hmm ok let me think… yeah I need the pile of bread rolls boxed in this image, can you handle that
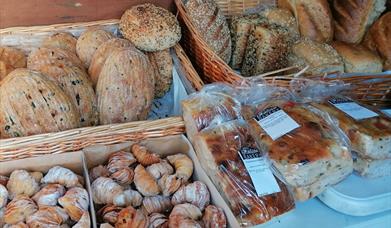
[185,0,390,76]
[89,144,227,228]
[0,167,90,227]
[0,3,180,139]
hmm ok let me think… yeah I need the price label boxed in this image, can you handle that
[255,106,300,140]
[328,97,378,120]
[238,147,281,196]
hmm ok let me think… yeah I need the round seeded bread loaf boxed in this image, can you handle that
[42,32,77,53]
[0,46,26,81]
[88,38,136,87]
[119,3,181,51]
[76,28,114,67]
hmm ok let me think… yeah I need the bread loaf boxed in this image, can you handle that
[278,0,334,42]
[186,0,232,63]
[362,12,391,70]
[288,38,344,75]
[120,3,181,52]
[96,48,155,124]
[27,47,84,71]
[88,38,136,87]
[242,24,290,77]
[36,65,98,126]
[0,46,26,81]
[42,32,77,53]
[331,41,382,73]
[76,28,114,67]
[146,49,173,98]
[333,0,386,44]
[0,69,80,138]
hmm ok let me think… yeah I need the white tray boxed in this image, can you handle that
[317,173,391,216]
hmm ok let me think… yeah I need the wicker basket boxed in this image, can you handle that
[0,19,203,161]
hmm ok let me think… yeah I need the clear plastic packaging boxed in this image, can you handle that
[193,119,295,227]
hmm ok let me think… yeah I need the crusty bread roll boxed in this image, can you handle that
[288,38,344,75]
[278,0,334,42]
[120,3,181,52]
[331,41,382,73]
[362,12,391,70]
[333,0,386,44]
[186,0,232,63]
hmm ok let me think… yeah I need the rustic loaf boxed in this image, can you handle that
[76,28,114,67]
[42,32,77,53]
[146,49,173,98]
[278,0,334,42]
[27,47,85,71]
[119,3,181,52]
[186,0,232,63]
[0,46,26,81]
[0,69,79,138]
[333,0,386,44]
[193,120,295,226]
[243,101,353,201]
[88,38,136,87]
[331,41,383,73]
[96,48,155,124]
[362,12,391,70]
[241,24,290,77]
[36,65,98,127]
[288,38,344,75]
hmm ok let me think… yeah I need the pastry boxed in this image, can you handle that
[171,181,210,211]
[0,184,8,208]
[58,187,89,221]
[166,154,193,182]
[4,196,37,224]
[134,165,160,197]
[26,206,68,227]
[7,170,39,199]
[107,151,137,174]
[115,206,149,228]
[98,204,122,225]
[72,211,90,228]
[113,189,143,207]
[131,144,161,166]
[41,166,80,188]
[91,177,124,205]
[148,213,168,228]
[158,174,182,197]
[89,165,110,181]
[168,203,202,228]
[202,205,227,228]
[110,167,134,186]
[146,159,174,180]
[32,183,66,206]
[142,195,172,215]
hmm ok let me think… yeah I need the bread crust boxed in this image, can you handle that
[0,46,26,81]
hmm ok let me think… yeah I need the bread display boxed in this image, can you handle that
[76,28,114,67]
[146,49,173,98]
[333,0,386,44]
[362,12,391,70]
[278,0,334,42]
[331,41,383,73]
[0,69,80,138]
[41,32,77,53]
[0,165,90,227]
[119,3,181,52]
[288,38,344,75]
[0,46,26,81]
[244,101,353,200]
[96,48,155,124]
[185,0,232,63]
[90,143,226,227]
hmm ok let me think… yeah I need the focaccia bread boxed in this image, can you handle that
[244,101,353,201]
[313,100,391,160]
[194,120,294,226]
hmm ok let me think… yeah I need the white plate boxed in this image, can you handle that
[317,173,391,216]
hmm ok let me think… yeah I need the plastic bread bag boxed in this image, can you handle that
[181,82,243,142]
[193,119,295,227]
[237,82,353,201]
[290,78,391,176]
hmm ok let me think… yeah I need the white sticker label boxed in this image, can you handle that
[255,106,300,140]
[328,97,378,120]
[239,147,281,196]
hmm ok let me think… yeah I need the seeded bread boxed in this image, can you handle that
[76,28,114,67]
[119,3,181,52]
[278,0,334,42]
[193,120,295,226]
[333,0,386,44]
[362,12,391,71]
[243,101,353,201]
[42,32,77,53]
[331,41,383,73]
[186,0,232,63]
[313,101,391,160]
[0,46,26,81]
[242,24,290,77]
[354,155,391,178]
[146,49,173,98]
[288,38,344,75]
